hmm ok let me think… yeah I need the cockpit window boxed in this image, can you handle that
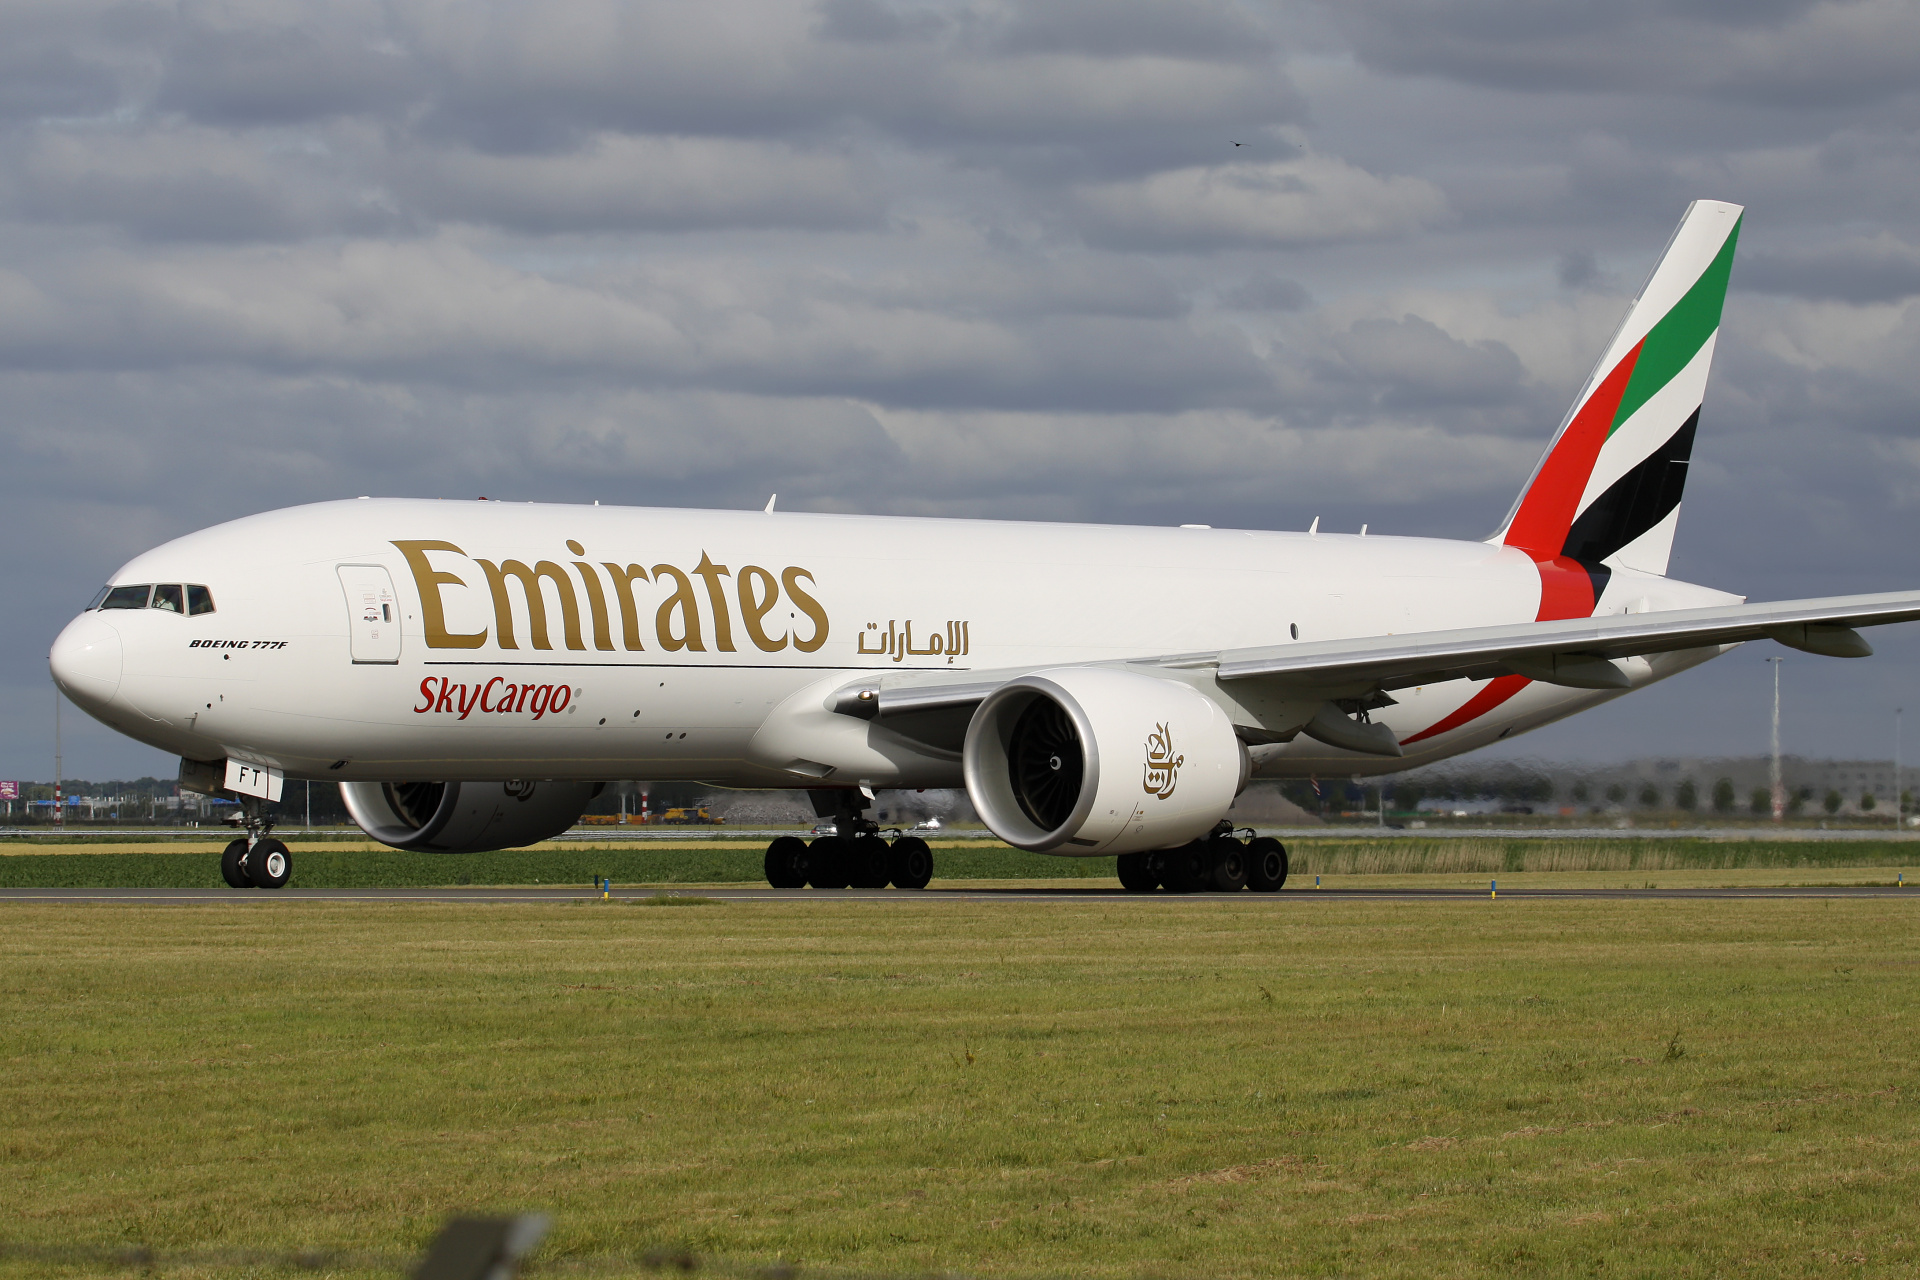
[86,586,111,611]
[100,585,151,610]
[91,583,214,614]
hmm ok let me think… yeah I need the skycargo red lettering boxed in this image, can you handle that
[410,677,571,720]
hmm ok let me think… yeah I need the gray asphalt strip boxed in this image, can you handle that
[0,885,1912,904]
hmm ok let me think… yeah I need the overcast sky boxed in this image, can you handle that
[8,0,1920,782]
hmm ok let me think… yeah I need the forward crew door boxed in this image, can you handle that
[337,565,402,663]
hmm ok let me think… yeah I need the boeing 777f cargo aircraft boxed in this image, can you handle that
[48,201,1920,892]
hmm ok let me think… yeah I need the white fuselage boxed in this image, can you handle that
[50,498,1741,788]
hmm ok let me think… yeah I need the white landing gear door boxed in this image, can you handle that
[338,565,402,664]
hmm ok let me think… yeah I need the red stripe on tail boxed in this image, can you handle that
[1502,341,1642,559]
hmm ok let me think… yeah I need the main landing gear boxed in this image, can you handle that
[219,797,292,890]
[1116,823,1288,894]
[763,789,935,890]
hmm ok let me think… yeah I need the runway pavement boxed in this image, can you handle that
[0,884,1913,904]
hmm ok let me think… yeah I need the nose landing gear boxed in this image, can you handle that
[220,797,293,889]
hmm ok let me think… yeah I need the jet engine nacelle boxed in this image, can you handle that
[962,667,1245,855]
[339,780,601,853]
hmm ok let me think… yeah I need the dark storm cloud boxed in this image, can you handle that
[990,0,1277,61]
[5,0,1920,776]
[1326,315,1527,410]
[1328,0,1920,108]
[153,11,417,125]
[1739,236,1920,303]
[1220,273,1312,311]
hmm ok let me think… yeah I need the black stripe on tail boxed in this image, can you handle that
[1561,409,1698,568]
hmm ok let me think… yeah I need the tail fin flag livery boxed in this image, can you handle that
[1495,200,1743,591]
[1360,200,1739,750]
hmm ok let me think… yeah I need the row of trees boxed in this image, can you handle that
[1274,772,1912,817]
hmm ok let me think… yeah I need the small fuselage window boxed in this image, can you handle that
[92,583,216,614]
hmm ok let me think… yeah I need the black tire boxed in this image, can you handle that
[888,836,934,890]
[248,838,291,889]
[764,836,808,888]
[220,839,251,888]
[1115,851,1158,892]
[848,834,892,889]
[1246,837,1289,892]
[1207,836,1249,892]
[1159,840,1207,893]
[807,836,852,889]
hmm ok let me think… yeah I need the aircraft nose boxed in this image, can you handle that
[50,613,123,709]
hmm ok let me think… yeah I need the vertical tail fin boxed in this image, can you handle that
[1494,200,1743,581]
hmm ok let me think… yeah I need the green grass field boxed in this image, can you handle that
[3,896,1917,1278]
[0,836,1916,889]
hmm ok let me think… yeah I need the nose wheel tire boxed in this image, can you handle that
[1246,837,1289,892]
[764,836,809,888]
[248,839,292,889]
[220,839,251,888]
[887,836,934,889]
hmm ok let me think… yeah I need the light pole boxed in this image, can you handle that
[1767,656,1784,822]
[1895,707,1903,828]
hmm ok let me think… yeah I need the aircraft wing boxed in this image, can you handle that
[833,590,1920,751]
[1203,588,1920,691]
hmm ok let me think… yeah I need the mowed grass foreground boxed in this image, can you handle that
[1,836,1917,887]
[3,900,1918,1277]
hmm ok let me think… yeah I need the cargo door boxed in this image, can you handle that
[338,565,402,663]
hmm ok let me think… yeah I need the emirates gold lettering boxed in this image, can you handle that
[736,565,785,652]
[474,558,582,651]
[567,540,615,652]
[392,538,832,657]
[651,563,704,653]
[691,553,736,653]
[391,540,486,649]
